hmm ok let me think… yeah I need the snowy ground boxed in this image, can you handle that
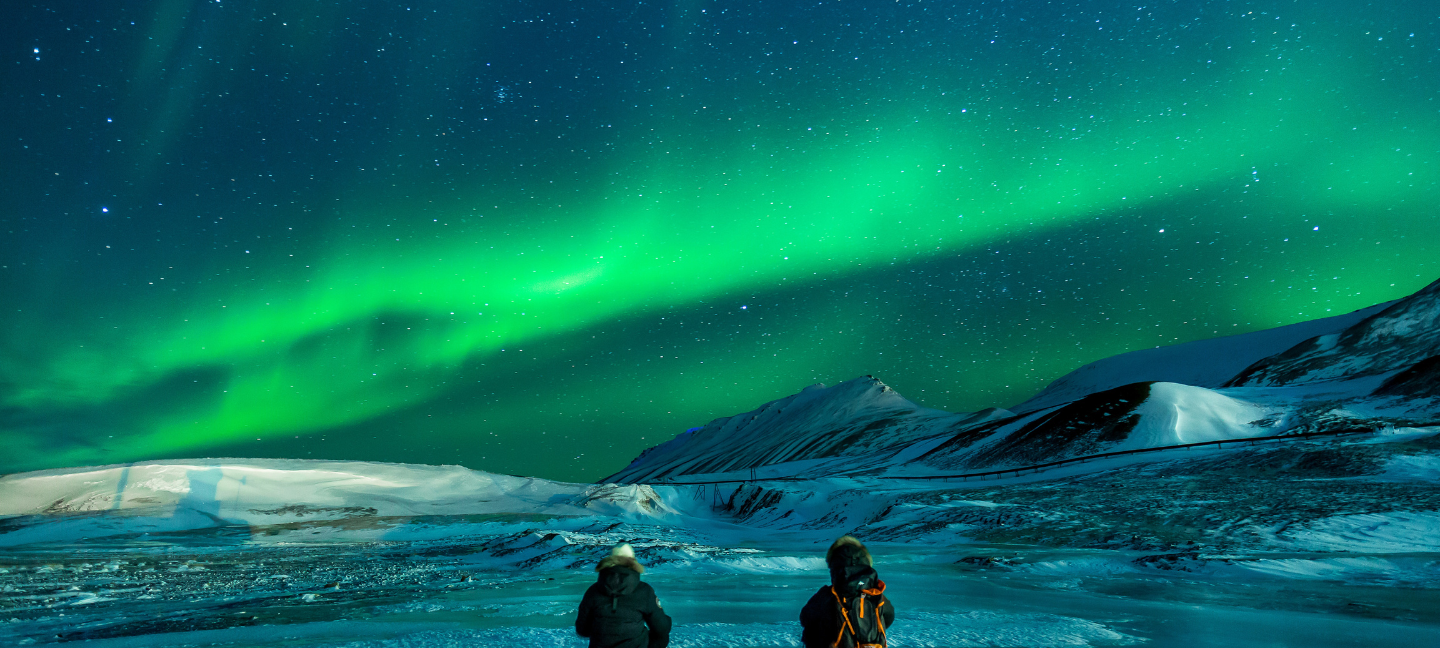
[3,538,1438,647]
[3,429,1438,646]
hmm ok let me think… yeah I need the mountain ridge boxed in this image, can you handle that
[609,278,1440,483]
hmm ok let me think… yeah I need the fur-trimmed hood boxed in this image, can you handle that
[596,543,645,574]
[596,554,645,574]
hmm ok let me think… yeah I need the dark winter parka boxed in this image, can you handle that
[800,536,895,648]
[576,553,672,648]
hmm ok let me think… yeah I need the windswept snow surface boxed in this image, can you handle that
[1279,511,1440,553]
[1372,454,1440,481]
[314,611,1137,648]
[1233,556,1440,585]
[1110,382,1273,451]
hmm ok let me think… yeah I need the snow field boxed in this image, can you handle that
[1371,453,1440,482]
[1115,382,1274,451]
[326,611,1137,648]
[1280,511,1440,553]
[1234,556,1440,586]
[41,614,1139,648]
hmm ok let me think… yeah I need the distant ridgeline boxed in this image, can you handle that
[605,277,1440,484]
[1,279,1436,566]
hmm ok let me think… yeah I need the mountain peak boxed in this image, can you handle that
[608,277,1440,484]
[603,376,974,483]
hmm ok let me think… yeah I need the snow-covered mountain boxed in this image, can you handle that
[913,382,1276,471]
[608,377,1288,481]
[0,460,678,548]
[1227,277,1440,387]
[611,279,1440,483]
[606,377,1010,483]
[1,459,582,522]
[1011,302,1393,413]
[1375,355,1440,399]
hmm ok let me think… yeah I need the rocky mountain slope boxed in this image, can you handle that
[1227,278,1440,387]
[1012,302,1392,413]
[607,377,1010,483]
[609,278,1440,482]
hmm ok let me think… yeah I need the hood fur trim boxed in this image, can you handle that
[596,554,645,574]
[826,535,872,566]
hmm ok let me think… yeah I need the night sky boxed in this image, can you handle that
[2,0,1436,481]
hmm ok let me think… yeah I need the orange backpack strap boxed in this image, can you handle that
[829,586,857,647]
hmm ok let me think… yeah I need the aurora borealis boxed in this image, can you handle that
[1,1,1436,481]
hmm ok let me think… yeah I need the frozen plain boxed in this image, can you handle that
[8,545,1437,648]
[3,433,1438,648]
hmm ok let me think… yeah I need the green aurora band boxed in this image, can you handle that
[1,0,1437,480]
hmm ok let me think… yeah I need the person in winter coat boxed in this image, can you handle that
[576,543,672,648]
[800,535,895,648]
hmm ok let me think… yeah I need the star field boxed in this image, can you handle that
[1,0,1436,481]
